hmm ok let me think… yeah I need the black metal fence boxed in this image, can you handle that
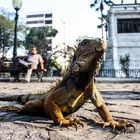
[97,69,140,78]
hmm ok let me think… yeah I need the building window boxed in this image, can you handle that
[26,14,44,18]
[45,20,52,24]
[26,20,44,24]
[45,13,52,18]
[117,18,140,33]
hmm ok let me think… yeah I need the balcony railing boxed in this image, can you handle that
[97,69,140,78]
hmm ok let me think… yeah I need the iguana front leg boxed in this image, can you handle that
[87,79,135,131]
[43,87,84,128]
[48,101,84,128]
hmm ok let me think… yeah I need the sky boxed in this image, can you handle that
[0,0,137,46]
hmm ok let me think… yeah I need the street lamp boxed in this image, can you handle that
[12,0,22,61]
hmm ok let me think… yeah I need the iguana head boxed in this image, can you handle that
[71,38,107,75]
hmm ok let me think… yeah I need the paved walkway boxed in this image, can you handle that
[0,79,140,140]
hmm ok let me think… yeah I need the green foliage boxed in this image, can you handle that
[120,54,130,69]
[90,0,114,14]
[48,58,62,70]
[90,0,114,38]
[0,14,14,48]
[0,8,26,53]
[119,54,130,77]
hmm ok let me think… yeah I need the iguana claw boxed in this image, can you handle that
[72,118,85,129]
[103,119,135,133]
[59,117,84,130]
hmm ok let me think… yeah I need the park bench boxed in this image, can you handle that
[0,57,46,82]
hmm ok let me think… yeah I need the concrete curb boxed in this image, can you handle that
[0,77,140,83]
[96,77,140,83]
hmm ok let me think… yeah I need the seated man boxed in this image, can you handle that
[19,47,46,82]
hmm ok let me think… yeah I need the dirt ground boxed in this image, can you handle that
[0,80,140,140]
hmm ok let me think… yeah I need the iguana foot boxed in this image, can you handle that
[103,119,135,133]
[59,117,84,130]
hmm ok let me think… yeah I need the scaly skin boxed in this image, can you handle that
[0,38,135,131]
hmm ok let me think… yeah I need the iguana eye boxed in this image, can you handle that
[83,41,87,45]
[80,39,89,46]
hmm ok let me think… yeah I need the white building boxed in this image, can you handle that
[26,11,53,51]
[26,12,53,28]
[105,3,140,71]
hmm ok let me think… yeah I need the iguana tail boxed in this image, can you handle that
[0,94,42,104]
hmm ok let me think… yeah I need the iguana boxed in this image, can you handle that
[0,38,135,131]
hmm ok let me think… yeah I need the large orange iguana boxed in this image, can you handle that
[0,38,135,131]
